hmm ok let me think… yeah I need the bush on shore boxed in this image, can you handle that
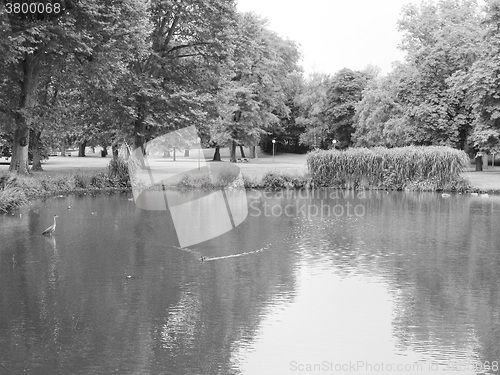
[175,170,309,190]
[0,175,29,213]
[0,157,131,212]
[307,146,471,191]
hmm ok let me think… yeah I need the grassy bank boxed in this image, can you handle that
[0,148,489,213]
[307,146,471,191]
[0,158,130,213]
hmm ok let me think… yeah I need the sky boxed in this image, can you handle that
[236,0,420,77]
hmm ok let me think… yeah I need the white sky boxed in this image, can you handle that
[236,0,420,77]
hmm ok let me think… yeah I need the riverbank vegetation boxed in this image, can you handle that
[307,146,471,191]
[0,150,489,213]
[172,146,472,192]
[0,158,130,212]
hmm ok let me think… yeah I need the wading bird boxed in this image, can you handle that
[42,215,58,236]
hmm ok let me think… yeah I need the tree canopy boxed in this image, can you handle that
[2,0,500,172]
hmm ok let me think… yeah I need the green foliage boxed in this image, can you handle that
[393,0,482,148]
[178,174,215,189]
[175,170,309,190]
[297,69,373,150]
[447,0,500,153]
[307,146,470,191]
[204,12,302,159]
[177,168,244,189]
[242,174,260,189]
[353,69,411,147]
[353,0,485,150]
[0,186,28,213]
[322,69,373,148]
[74,174,91,189]
[261,171,309,190]
[90,173,109,188]
[107,157,130,187]
[296,73,331,149]
[0,174,27,213]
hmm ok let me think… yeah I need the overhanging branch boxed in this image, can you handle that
[167,42,210,54]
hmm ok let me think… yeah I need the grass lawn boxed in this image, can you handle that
[0,147,308,180]
[463,167,500,191]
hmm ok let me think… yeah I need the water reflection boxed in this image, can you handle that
[0,191,499,374]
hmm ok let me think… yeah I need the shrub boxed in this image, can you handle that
[90,173,109,188]
[108,157,130,187]
[242,174,260,189]
[261,171,308,190]
[178,174,213,189]
[0,187,28,213]
[74,174,91,188]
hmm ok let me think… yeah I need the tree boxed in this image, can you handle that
[396,0,482,147]
[321,68,372,148]
[267,71,307,154]
[353,67,411,147]
[296,72,330,149]
[0,0,150,173]
[206,13,301,162]
[123,0,236,157]
[448,0,500,159]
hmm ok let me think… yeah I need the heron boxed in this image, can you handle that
[42,215,58,236]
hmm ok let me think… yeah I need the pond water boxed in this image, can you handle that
[1,190,499,375]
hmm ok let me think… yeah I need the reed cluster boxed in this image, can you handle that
[307,146,470,191]
[0,176,28,213]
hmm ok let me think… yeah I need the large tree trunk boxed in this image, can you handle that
[9,53,38,174]
[239,145,246,159]
[213,147,221,161]
[475,155,483,171]
[78,140,87,157]
[230,141,237,162]
[133,99,147,154]
[112,144,119,159]
[249,145,257,159]
[31,130,43,171]
[134,119,145,153]
[60,139,67,157]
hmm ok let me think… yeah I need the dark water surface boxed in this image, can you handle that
[1,190,499,375]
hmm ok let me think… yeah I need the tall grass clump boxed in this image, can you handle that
[0,175,28,212]
[108,157,131,187]
[307,146,470,191]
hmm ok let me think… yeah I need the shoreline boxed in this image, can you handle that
[2,173,498,214]
[2,151,500,213]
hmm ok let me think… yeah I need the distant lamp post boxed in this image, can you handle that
[197,137,201,170]
[332,139,337,149]
[272,139,276,163]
